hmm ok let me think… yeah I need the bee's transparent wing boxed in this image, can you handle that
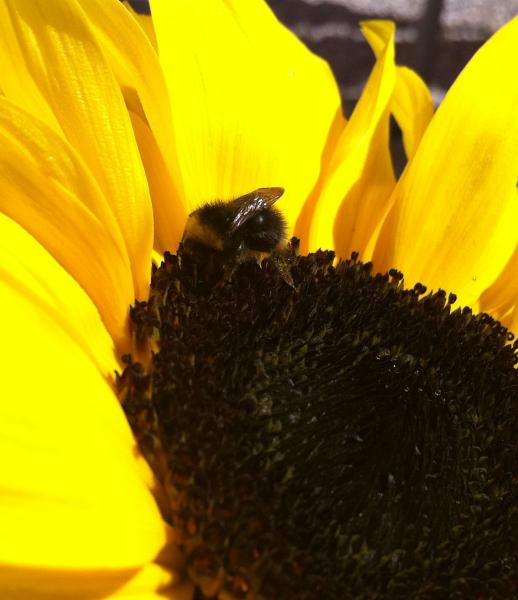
[229,187,284,233]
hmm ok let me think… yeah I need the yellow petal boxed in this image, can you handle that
[303,21,396,255]
[150,0,341,242]
[0,97,133,351]
[123,1,158,49]
[392,66,434,160]
[509,304,518,337]
[1,0,153,300]
[359,20,434,162]
[130,110,186,254]
[0,214,174,595]
[373,17,518,308]
[0,2,59,130]
[78,0,185,254]
[1,563,183,600]
[333,110,395,260]
[478,244,518,328]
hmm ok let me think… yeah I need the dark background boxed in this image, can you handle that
[266,0,518,113]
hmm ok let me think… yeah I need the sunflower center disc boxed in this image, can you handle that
[119,242,518,600]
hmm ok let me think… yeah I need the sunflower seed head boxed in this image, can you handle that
[119,242,518,599]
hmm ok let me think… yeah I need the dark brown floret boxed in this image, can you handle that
[119,241,518,600]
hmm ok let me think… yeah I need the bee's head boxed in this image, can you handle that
[181,187,286,263]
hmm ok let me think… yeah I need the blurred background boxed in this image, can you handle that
[128,0,518,114]
[266,0,518,113]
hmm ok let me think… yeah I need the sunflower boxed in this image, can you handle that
[0,1,516,599]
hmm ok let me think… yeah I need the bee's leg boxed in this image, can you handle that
[270,237,300,289]
[214,258,241,289]
[273,255,295,288]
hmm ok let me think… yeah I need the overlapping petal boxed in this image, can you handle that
[364,22,433,162]
[130,110,186,254]
[79,0,183,253]
[299,20,433,259]
[123,1,158,49]
[373,17,518,309]
[0,2,58,129]
[0,97,133,351]
[149,0,342,244]
[300,21,396,256]
[0,0,153,301]
[391,66,433,161]
[0,214,177,598]
[479,244,518,328]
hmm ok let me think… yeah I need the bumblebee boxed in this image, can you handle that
[181,187,288,288]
